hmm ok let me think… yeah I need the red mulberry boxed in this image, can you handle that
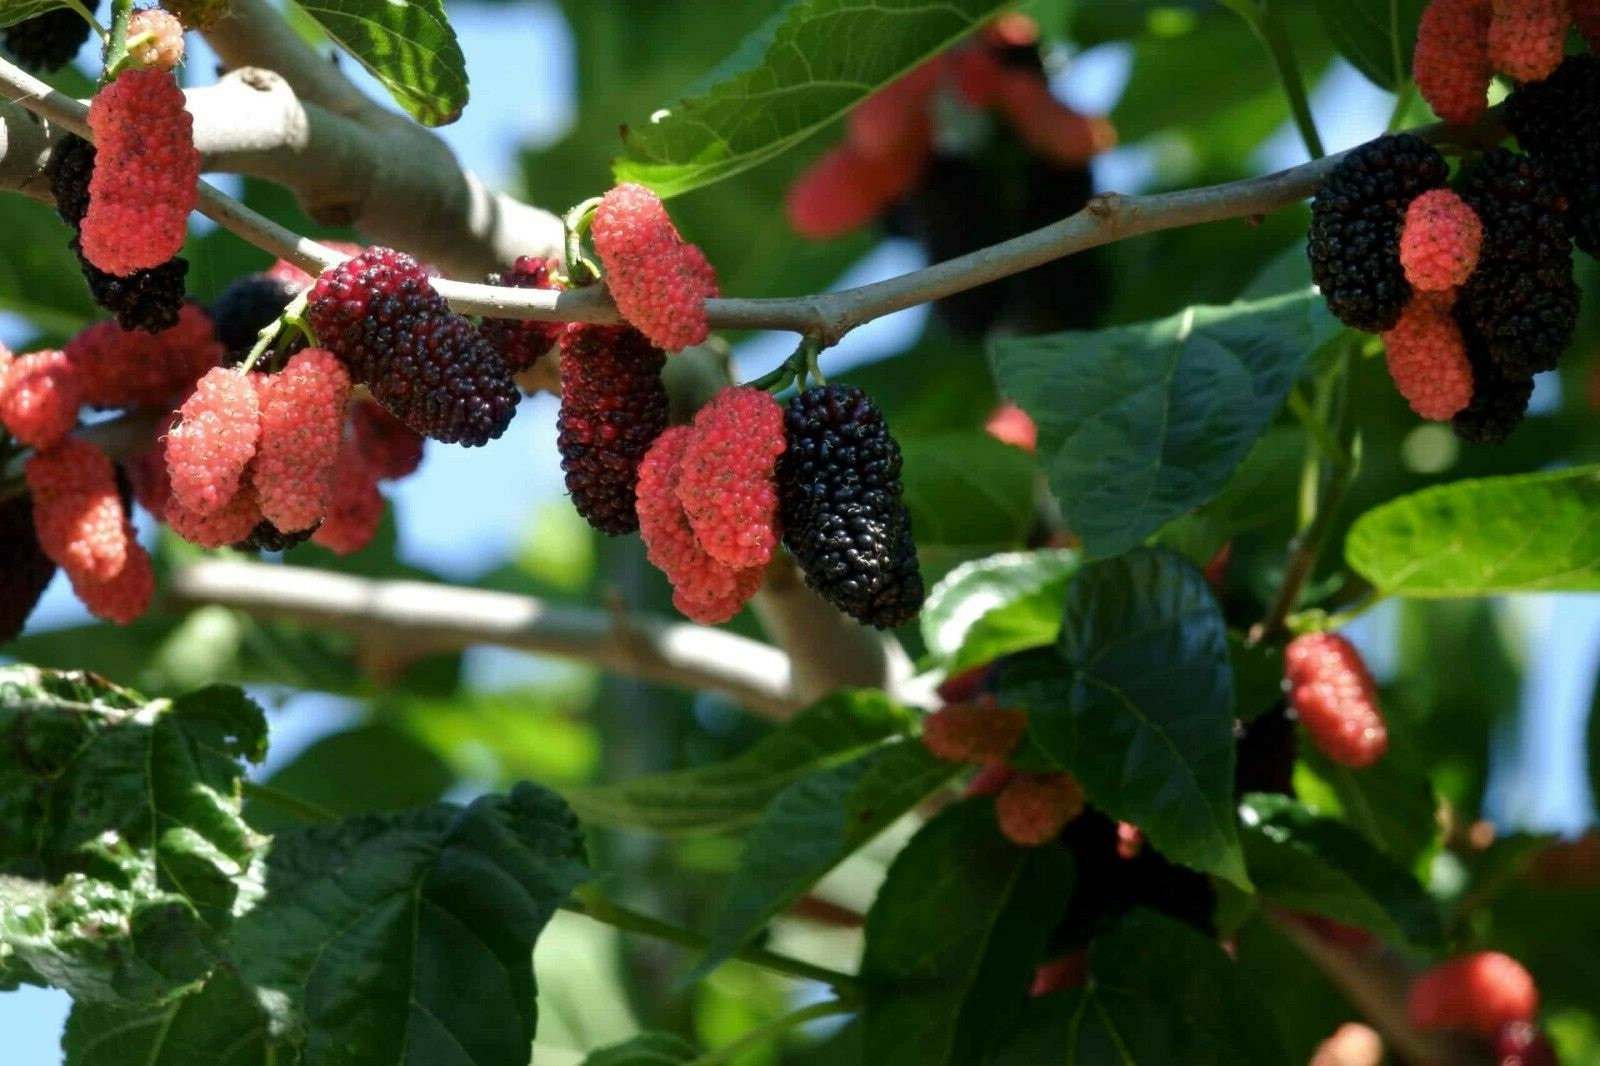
[1284,632,1389,768]
[1488,0,1569,83]
[0,350,81,448]
[350,398,424,480]
[66,303,221,408]
[1415,0,1494,124]
[985,401,1037,453]
[165,367,260,516]
[675,386,785,569]
[480,256,565,371]
[0,495,58,645]
[80,69,199,276]
[1381,292,1475,420]
[70,540,154,625]
[1408,952,1539,1037]
[557,324,668,535]
[1400,189,1483,291]
[251,349,349,533]
[126,8,185,70]
[787,142,928,239]
[311,440,384,555]
[25,438,130,584]
[306,246,434,355]
[165,485,263,549]
[994,69,1117,167]
[995,772,1085,846]
[590,183,719,351]
[921,702,1028,764]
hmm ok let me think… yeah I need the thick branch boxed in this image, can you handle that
[165,560,800,719]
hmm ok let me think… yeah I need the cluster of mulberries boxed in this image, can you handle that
[211,272,304,363]
[1507,55,1600,256]
[2,1,97,72]
[1415,0,1582,124]
[590,184,719,352]
[786,14,1112,335]
[1283,632,1389,769]
[25,439,152,624]
[66,303,221,407]
[1409,952,1540,1038]
[481,256,565,371]
[777,384,923,628]
[307,247,520,446]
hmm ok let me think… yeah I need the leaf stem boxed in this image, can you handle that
[241,780,338,824]
[685,999,852,1066]
[238,291,310,373]
[62,0,107,38]
[100,0,135,82]
[1225,0,1326,159]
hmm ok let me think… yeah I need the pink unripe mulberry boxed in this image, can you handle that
[591,183,719,351]
[1408,952,1539,1036]
[164,482,261,549]
[636,426,762,623]
[984,401,1037,453]
[66,303,222,408]
[1382,292,1476,421]
[312,440,384,555]
[1400,189,1484,291]
[165,367,260,516]
[1488,0,1570,83]
[675,386,785,569]
[70,540,154,625]
[0,350,81,449]
[80,69,199,276]
[1416,0,1494,124]
[921,702,1028,764]
[350,398,424,480]
[252,349,350,533]
[995,772,1085,846]
[1284,632,1389,768]
[25,439,130,584]
[127,8,186,70]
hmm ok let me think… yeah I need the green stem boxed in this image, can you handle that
[62,0,108,38]
[242,780,339,824]
[563,196,603,287]
[1225,0,1325,159]
[1287,386,1346,470]
[685,1000,852,1066]
[100,0,135,82]
[238,291,310,373]
[1386,80,1418,132]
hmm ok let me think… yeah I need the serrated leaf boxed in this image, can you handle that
[227,783,587,1066]
[994,549,1249,887]
[695,741,956,978]
[0,667,265,1007]
[565,690,913,835]
[1346,467,1600,596]
[921,549,1079,666]
[63,968,294,1066]
[860,801,1073,1066]
[615,0,1007,196]
[991,290,1339,558]
[293,0,468,125]
[1314,0,1426,91]
[1239,794,1442,948]
[580,1031,698,1065]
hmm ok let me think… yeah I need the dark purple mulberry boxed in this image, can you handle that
[1452,316,1535,444]
[480,256,564,371]
[555,324,668,535]
[0,494,58,645]
[777,384,924,628]
[1506,55,1600,257]
[232,519,319,554]
[306,246,434,358]
[3,2,95,73]
[1308,134,1449,332]
[212,273,303,363]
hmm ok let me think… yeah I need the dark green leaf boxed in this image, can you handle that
[294,0,468,125]
[860,801,1073,1066]
[696,741,957,976]
[1314,0,1426,91]
[1346,466,1600,596]
[1299,747,1438,866]
[991,290,1339,558]
[1239,794,1442,948]
[63,968,294,1066]
[900,432,1036,550]
[921,549,1078,667]
[246,721,456,832]
[615,0,1007,196]
[0,668,265,1006]
[0,2,69,29]
[230,783,588,1066]
[1229,633,1284,723]
[995,549,1249,887]
[580,1031,698,1064]
[565,690,913,834]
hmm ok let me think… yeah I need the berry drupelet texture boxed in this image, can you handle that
[212,273,302,361]
[0,349,82,449]
[1487,0,1567,83]
[1284,632,1389,768]
[1452,317,1536,443]
[251,349,350,533]
[311,439,384,555]
[921,702,1028,764]
[350,398,425,480]
[1415,0,1493,125]
[0,495,58,645]
[1381,291,1475,421]
[1399,189,1483,291]
[556,324,668,535]
[590,183,719,351]
[65,303,222,408]
[1308,134,1449,332]
[676,386,786,569]
[25,439,131,586]
[3,2,96,73]
[306,246,434,356]
[1506,55,1600,256]
[480,256,565,371]
[777,384,924,628]
[164,367,261,516]
[126,8,186,70]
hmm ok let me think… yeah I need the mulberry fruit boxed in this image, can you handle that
[1308,134,1449,331]
[211,273,301,360]
[0,495,58,645]
[994,69,1117,168]
[1488,0,1568,83]
[306,246,433,356]
[787,141,927,239]
[676,386,785,569]
[995,772,1085,846]
[777,384,924,628]
[25,439,130,584]
[70,541,154,625]
[164,367,260,515]
[1455,149,1577,378]
[1452,317,1535,442]
[232,519,318,554]
[1506,55,1600,256]
[590,183,719,351]
[0,349,82,448]
[81,69,200,276]
[1400,189,1483,291]
[1415,0,1493,124]
[65,302,221,407]
[350,398,424,480]
[556,324,668,535]
[964,762,1015,798]
[1408,952,1539,1037]
[636,427,763,623]
[165,479,262,548]
[251,349,349,532]
[1381,292,1476,420]
[3,2,95,72]
[311,441,383,555]
[921,702,1028,764]
[126,8,185,70]
[480,256,564,371]
[1284,632,1388,768]
[985,401,1038,453]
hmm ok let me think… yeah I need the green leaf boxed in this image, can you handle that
[581,1032,698,1065]
[1239,794,1442,948]
[991,290,1339,558]
[1299,747,1438,866]
[900,432,1037,550]
[1229,633,1284,723]
[230,783,589,1066]
[921,549,1079,666]
[565,690,913,834]
[0,2,69,29]
[63,968,294,1066]
[1346,466,1600,596]
[695,741,957,977]
[0,667,265,1006]
[995,549,1249,887]
[860,801,1073,1066]
[615,0,1007,196]
[1314,0,1426,91]
[293,0,468,125]
[246,721,456,832]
